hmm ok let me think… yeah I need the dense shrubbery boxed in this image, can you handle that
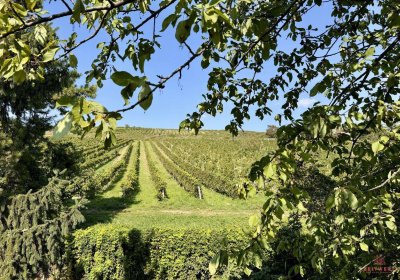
[68,225,253,280]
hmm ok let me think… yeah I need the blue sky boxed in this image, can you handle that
[46,1,333,132]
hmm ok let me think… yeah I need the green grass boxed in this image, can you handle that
[82,139,266,230]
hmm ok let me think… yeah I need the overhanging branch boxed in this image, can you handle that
[110,44,209,114]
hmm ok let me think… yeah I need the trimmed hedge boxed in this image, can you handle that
[68,225,251,280]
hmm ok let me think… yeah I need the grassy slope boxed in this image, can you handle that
[82,137,266,230]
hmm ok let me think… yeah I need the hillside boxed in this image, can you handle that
[68,127,274,229]
[59,128,277,279]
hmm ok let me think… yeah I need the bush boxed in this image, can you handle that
[68,225,252,280]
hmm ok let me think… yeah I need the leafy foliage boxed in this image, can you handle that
[1,0,400,278]
[69,225,250,280]
[0,25,95,279]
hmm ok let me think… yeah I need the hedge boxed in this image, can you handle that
[67,225,253,280]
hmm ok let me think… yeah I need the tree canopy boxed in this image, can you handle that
[0,21,94,278]
[1,0,400,278]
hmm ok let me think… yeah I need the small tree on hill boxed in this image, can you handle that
[265,125,278,138]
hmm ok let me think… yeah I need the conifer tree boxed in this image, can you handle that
[0,22,94,278]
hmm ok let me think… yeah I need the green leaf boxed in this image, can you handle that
[175,20,192,44]
[107,112,123,120]
[87,100,107,113]
[138,84,153,110]
[69,54,78,68]
[254,253,262,269]
[263,163,275,179]
[209,0,223,6]
[212,8,233,27]
[53,113,73,140]
[346,190,358,210]
[108,117,117,130]
[161,14,178,31]
[380,135,390,144]
[385,221,396,231]
[13,70,26,84]
[12,3,27,17]
[204,11,219,24]
[201,58,210,69]
[139,0,148,13]
[56,96,76,108]
[104,131,113,148]
[42,47,59,62]
[326,193,335,212]
[25,0,36,10]
[244,267,252,276]
[72,0,85,23]
[371,141,384,155]
[121,86,134,105]
[249,214,260,227]
[111,71,135,86]
[120,76,146,104]
[310,82,324,97]
[360,242,369,252]
[365,46,375,57]
[34,26,48,45]
[209,252,220,275]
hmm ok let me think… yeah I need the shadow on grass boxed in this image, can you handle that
[80,187,142,227]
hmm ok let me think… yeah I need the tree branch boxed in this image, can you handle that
[60,0,73,12]
[233,0,306,70]
[57,10,111,61]
[368,167,400,192]
[0,0,135,39]
[330,35,400,107]
[113,44,208,114]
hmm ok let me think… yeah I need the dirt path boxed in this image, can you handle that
[119,208,256,216]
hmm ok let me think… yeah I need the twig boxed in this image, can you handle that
[368,167,400,191]
[9,3,27,27]
[61,0,72,12]
[57,10,111,61]
[183,42,195,56]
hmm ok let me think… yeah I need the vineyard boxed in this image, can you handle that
[2,0,399,278]
[55,128,276,279]
[65,127,274,229]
